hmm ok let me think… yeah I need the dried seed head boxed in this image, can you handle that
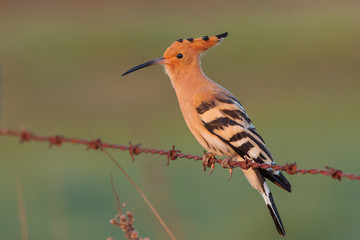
[127,211,133,218]
[131,230,139,238]
[120,214,126,222]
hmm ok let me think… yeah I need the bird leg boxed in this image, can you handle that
[221,153,237,168]
[202,151,216,174]
[221,153,237,182]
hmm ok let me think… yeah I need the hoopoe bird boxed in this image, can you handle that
[122,32,291,236]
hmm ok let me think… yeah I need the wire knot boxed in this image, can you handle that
[166,145,180,165]
[128,142,141,161]
[49,135,64,147]
[87,138,103,150]
[284,163,298,175]
[326,166,343,181]
[20,130,32,143]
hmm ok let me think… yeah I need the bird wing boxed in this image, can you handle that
[193,88,291,192]
[194,88,273,164]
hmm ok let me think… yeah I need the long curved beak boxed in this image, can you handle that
[122,57,166,76]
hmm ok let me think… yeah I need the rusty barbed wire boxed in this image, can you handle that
[0,128,359,181]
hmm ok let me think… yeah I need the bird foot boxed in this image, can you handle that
[202,151,216,174]
[221,154,237,182]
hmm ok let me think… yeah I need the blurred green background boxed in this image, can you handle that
[0,1,359,239]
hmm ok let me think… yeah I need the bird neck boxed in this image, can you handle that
[166,63,211,96]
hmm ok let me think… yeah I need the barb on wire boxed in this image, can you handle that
[0,128,359,181]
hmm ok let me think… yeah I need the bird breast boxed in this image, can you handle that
[176,90,234,157]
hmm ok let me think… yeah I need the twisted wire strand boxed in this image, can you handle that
[1,128,359,181]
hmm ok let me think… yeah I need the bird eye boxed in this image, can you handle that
[177,53,183,59]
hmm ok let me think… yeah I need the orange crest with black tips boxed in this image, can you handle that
[163,32,228,60]
[121,32,228,77]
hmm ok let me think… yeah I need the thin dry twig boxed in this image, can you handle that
[110,174,122,214]
[110,174,123,215]
[16,179,29,240]
[109,175,150,240]
[1,128,359,181]
[104,150,176,240]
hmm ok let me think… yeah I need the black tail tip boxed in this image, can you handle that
[216,32,228,39]
[266,204,286,237]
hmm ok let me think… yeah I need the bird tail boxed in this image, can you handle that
[261,182,286,237]
[241,163,286,236]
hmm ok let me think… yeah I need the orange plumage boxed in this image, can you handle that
[122,32,290,237]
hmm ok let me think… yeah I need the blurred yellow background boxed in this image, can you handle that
[0,1,359,239]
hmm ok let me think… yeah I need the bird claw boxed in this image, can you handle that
[221,154,236,182]
[208,162,216,175]
[221,154,236,168]
[227,168,233,182]
[202,151,216,173]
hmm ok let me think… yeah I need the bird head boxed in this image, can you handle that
[122,32,228,77]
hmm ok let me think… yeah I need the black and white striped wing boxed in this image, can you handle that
[195,91,291,192]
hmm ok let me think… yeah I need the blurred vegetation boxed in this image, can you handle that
[0,1,359,239]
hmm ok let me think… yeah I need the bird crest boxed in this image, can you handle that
[164,32,228,59]
[121,32,228,76]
